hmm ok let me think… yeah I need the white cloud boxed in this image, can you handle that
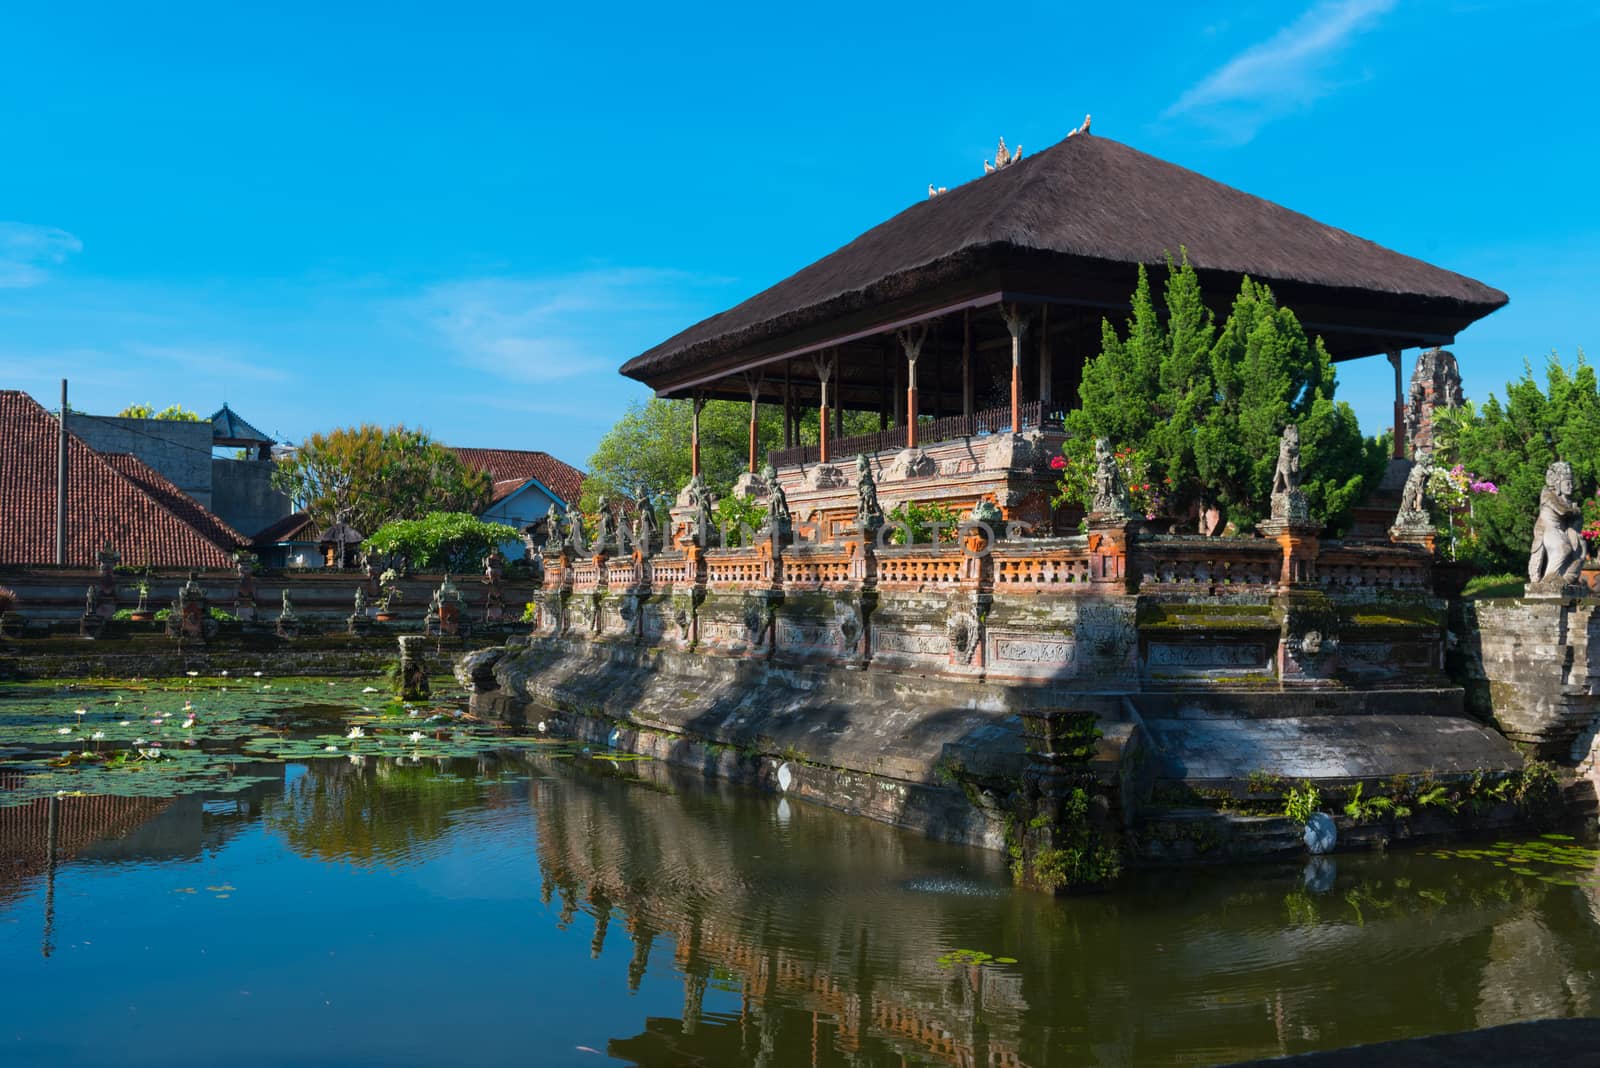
[0,222,83,288]
[412,268,720,385]
[1166,0,1396,142]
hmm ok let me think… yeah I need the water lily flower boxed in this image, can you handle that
[323,745,339,752]
[361,686,379,694]
[537,721,547,733]
[135,738,147,745]
[182,715,196,729]
[347,726,365,739]
[408,731,424,743]
[55,727,72,735]
[119,720,130,726]
[220,670,229,676]
[91,731,105,741]
[186,671,199,677]
[183,700,193,711]
[253,671,263,677]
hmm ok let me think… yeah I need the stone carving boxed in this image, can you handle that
[276,590,299,638]
[425,575,467,637]
[731,470,767,500]
[234,553,259,622]
[633,490,659,557]
[946,605,981,664]
[682,474,715,548]
[885,447,937,481]
[1390,461,1434,537]
[543,502,566,553]
[761,463,792,545]
[1269,425,1310,524]
[854,454,884,534]
[397,635,430,700]
[836,600,863,653]
[565,506,588,554]
[803,463,847,491]
[1528,460,1585,590]
[593,499,614,554]
[1089,438,1132,520]
[1406,348,1464,458]
[167,572,211,641]
[482,549,506,622]
[347,586,371,635]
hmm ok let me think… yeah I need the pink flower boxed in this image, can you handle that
[1049,456,1066,470]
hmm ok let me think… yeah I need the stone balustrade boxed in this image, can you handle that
[1133,536,1283,592]
[648,553,694,589]
[569,558,604,592]
[873,545,970,592]
[605,555,646,592]
[991,539,1095,591]
[781,541,864,592]
[704,546,776,590]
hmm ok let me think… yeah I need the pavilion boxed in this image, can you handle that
[623,128,1506,479]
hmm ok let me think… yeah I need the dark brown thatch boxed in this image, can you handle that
[623,133,1506,388]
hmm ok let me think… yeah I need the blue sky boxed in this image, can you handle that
[1,0,1595,468]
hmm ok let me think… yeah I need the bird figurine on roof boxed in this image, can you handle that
[927,183,947,198]
[996,137,1011,167]
[1067,113,1092,138]
[984,159,995,174]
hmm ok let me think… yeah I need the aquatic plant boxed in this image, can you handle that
[1283,781,1321,825]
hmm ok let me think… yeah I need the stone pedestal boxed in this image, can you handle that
[1259,517,1319,589]
[1086,516,1139,591]
[397,635,430,701]
[1472,596,1600,758]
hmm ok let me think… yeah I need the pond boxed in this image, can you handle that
[3,676,1600,1066]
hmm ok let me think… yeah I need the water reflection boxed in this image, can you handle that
[3,751,1600,1066]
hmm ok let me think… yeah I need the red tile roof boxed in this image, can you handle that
[450,447,585,505]
[100,453,248,553]
[0,390,238,567]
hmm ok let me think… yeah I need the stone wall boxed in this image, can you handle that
[210,458,292,538]
[0,565,537,626]
[1468,596,1600,758]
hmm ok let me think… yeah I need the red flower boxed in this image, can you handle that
[1049,456,1066,470]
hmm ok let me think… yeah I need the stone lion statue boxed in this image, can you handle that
[1529,460,1585,587]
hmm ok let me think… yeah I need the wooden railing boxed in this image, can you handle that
[767,401,1059,469]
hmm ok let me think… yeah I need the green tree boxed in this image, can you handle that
[362,511,519,572]
[1072,259,1382,531]
[581,397,878,513]
[1433,350,1599,570]
[271,425,491,538]
[118,403,203,421]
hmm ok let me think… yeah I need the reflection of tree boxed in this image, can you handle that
[264,759,486,867]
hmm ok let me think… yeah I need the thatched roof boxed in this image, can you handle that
[623,132,1506,392]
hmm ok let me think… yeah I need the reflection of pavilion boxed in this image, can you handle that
[528,758,1028,1068]
[523,754,1600,1067]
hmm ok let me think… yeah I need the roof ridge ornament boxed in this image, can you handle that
[1067,113,1091,138]
[983,135,1023,176]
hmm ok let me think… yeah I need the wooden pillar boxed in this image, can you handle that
[744,372,763,473]
[813,352,833,464]
[783,364,793,449]
[690,392,706,478]
[1037,304,1052,408]
[878,347,889,430]
[834,384,843,441]
[1387,348,1406,460]
[962,309,973,427]
[1002,304,1029,433]
[898,324,927,449]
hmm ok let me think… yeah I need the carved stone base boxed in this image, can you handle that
[803,463,847,491]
